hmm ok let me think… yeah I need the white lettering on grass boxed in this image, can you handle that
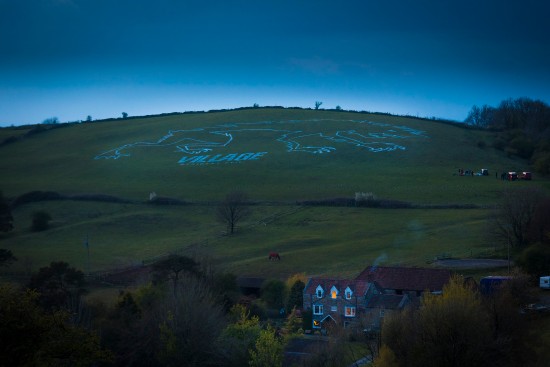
[178,152,268,166]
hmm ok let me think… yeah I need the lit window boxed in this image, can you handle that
[330,286,338,299]
[345,286,353,300]
[313,319,321,328]
[345,306,356,317]
[313,304,324,315]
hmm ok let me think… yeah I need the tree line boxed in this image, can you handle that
[465,97,550,173]
[0,250,311,366]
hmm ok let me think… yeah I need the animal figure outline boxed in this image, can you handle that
[94,119,428,161]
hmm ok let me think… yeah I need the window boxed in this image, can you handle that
[345,306,356,317]
[330,286,338,299]
[345,286,353,300]
[313,304,324,315]
[313,319,321,329]
[316,285,324,298]
[331,305,337,312]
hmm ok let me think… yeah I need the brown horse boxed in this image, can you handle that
[268,252,281,260]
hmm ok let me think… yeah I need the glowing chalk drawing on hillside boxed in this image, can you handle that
[94,119,428,165]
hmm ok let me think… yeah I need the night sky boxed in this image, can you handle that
[1,0,549,126]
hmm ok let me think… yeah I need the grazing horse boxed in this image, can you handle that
[268,252,281,260]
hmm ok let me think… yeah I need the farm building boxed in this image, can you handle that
[303,266,452,331]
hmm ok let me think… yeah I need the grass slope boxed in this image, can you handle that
[0,108,539,204]
[0,108,546,276]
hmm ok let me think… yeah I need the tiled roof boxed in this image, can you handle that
[356,266,451,292]
[303,278,370,296]
[366,294,408,309]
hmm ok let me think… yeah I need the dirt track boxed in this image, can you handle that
[434,259,511,269]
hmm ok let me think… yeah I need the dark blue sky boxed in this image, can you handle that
[1,0,549,126]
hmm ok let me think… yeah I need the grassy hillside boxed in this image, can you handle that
[0,108,547,276]
[0,108,539,204]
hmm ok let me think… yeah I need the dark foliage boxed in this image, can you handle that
[12,190,62,208]
[0,249,17,267]
[28,261,87,310]
[31,210,52,231]
[465,98,550,173]
[0,191,14,232]
[286,280,305,313]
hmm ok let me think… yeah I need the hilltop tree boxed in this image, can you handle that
[42,117,59,124]
[315,101,323,109]
[122,112,128,118]
[217,191,251,235]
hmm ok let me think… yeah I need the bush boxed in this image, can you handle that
[31,210,52,231]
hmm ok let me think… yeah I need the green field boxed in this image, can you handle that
[0,108,547,277]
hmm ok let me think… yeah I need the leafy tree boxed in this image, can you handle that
[86,115,93,122]
[0,284,111,366]
[122,112,128,118]
[285,307,303,334]
[517,243,550,278]
[151,254,200,297]
[261,279,287,309]
[335,105,342,110]
[249,325,284,367]
[97,286,163,366]
[157,275,226,366]
[217,304,262,367]
[381,276,492,367]
[217,191,251,234]
[0,191,14,232]
[0,249,17,267]
[286,279,305,313]
[28,261,87,310]
[31,210,52,231]
[374,345,399,367]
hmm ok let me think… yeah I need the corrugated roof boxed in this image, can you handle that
[356,266,451,292]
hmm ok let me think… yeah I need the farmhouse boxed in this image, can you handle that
[303,266,452,331]
[356,266,452,296]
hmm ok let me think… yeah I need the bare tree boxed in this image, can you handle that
[151,254,200,297]
[315,101,323,110]
[491,187,544,249]
[217,191,251,235]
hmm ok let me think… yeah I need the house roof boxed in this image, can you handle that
[356,266,452,292]
[303,278,371,296]
[366,294,408,310]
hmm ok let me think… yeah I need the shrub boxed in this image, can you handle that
[31,210,52,231]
